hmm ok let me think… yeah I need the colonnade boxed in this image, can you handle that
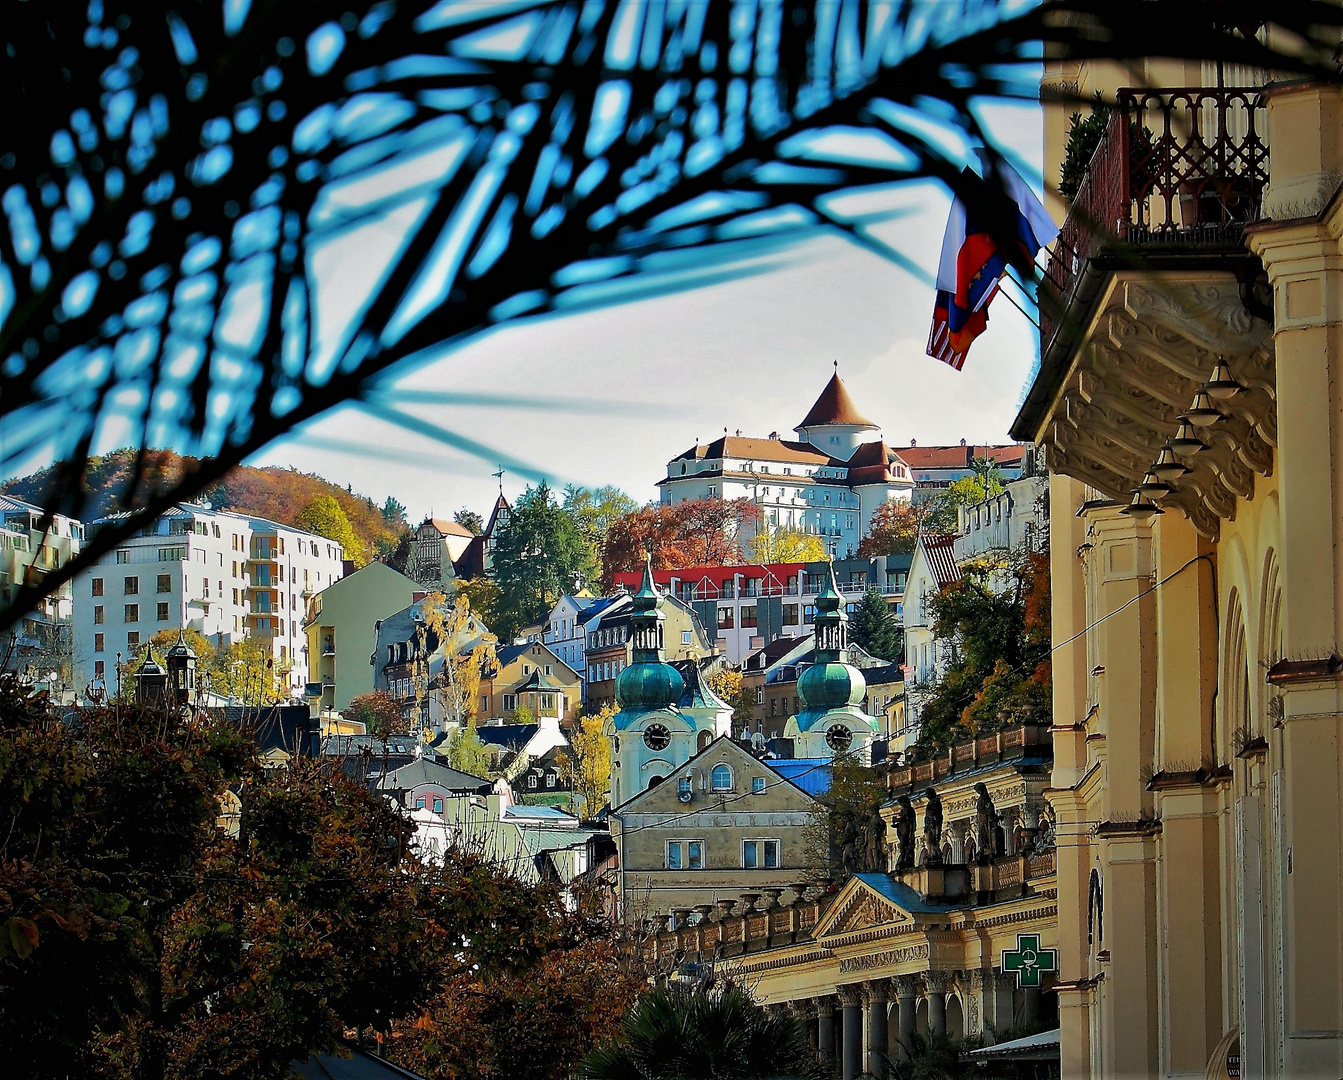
[786,970,1037,1080]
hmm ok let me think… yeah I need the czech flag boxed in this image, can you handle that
[927,160,1058,370]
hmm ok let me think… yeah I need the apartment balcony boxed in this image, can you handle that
[1016,86,1276,540]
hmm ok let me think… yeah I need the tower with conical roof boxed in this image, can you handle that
[794,364,881,460]
[606,558,732,807]
[784,561,880,761]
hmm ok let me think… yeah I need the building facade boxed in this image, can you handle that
[478,641,581,722]
[658,372,915,558]
[1009,57,1343,1080]
[73,504,345,697]
[304,560,420,713]
[0,494,83,680]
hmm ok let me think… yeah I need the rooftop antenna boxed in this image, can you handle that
[492,466,505,495]
[833,359,838,371]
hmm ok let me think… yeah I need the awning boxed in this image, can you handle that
[964,1028,1061,1062]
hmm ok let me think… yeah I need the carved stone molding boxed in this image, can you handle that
[862,980,889,1005]
[837,984,864,1007]
[1041,273,1277,539]
[838,942,930,975]
[893,974,921,999]
[923,970,952,995]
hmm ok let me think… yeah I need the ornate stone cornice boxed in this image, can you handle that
[923,970,952,994]
[837,984,864,1007]
[838,942,930,975]
[1040,274,1276,540]
[862,979,889,1004]
[894,973,921,998]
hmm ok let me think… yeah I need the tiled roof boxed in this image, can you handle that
[667,435,831,465]
[477,723,538,746]
[428,518,476,538]
[796,372,878,429]
[898,444,1025,469]
[922,534,962,590]
[375,758,490,792]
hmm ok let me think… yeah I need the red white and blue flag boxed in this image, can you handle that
[927,160,1057,370]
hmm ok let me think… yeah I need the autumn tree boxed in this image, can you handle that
[602,498,762,587]
[490,483,593,641]
[343,690,407,738]
[144,627,279,705]
[559,704,615,817]
[444,721,494,778]
[746,525,828,564]
[298,494,365,566]
[454,576,500,632]
[857,500,927,557]
[705,667,756,733]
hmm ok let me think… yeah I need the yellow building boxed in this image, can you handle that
[303,561,419,713]
[1011,57,1343,1080]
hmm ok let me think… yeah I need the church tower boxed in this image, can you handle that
[793,366,881,460]
[784,561,880,761]
[605,559,730,807]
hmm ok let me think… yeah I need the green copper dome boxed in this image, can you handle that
[616,661,685,712]
[797,660,866,713]
[613,558,684,723]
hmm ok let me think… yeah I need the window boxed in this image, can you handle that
[92,577,104,596]
[116,550,130,564]
[528,775,537,789]
[681,630,692,645]
[755,687,764,705]
[803,604,817,623]
[123,575,138,595]
[711,764,733,792]
[127,632,139,649]
[94,660,105,679]
[157,602,169,621]
[783,603,799,625]
[743,839,780,869]
[666,842,683,870]
[717,607,734,630]
[588,665,596,681]
[502,694,517,711]
[94,633,104,652]
[93,605,104,625]
[678,776,692,801]
[432,796,443,813]
[546,773,555,788]
[124,604,139,623]
[741,605,757,629]
[155,573,171,593]
[752,776,766,794]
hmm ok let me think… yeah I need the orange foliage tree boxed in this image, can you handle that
[601,498,761,588]
[856,500,929,557]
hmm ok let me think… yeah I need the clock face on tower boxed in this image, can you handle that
[643,723,671,751]
[825,724,853,752]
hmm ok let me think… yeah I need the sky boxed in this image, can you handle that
[255,99,1046,524]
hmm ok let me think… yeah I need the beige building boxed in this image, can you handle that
[1007,54,1343,1080]
[478,641,581,722]
[612,735,819,918]
[303,561,420,713]
[637,722,1058,1080]
[0,494,83,680]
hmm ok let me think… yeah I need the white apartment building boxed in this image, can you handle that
[0,494,84,677]
[72,504,345,698]
[656,371,915,558]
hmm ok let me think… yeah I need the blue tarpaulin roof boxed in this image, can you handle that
[770,757,833,796]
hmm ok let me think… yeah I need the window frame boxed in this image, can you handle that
[710,763,733,792]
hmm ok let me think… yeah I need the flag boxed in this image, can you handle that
[927,160,1058,370]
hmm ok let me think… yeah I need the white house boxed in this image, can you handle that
[901,533,962,732]
[657,371,915,558]
[73,503,345,698]
[0,494,84,677]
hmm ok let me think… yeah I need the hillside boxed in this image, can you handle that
[3,449,407,564]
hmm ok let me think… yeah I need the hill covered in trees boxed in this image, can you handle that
[3,449,407,564]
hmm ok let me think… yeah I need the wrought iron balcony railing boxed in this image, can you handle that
[1041,87,1268,350]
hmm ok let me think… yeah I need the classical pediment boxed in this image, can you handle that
[813,874,914,938]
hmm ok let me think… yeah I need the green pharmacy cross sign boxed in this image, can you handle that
[1001,933,1058,988]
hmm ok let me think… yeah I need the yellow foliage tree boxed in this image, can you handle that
[559,703,614,818]
[414,592,495,736]
[747,525,828,565]
[705,667,756,731]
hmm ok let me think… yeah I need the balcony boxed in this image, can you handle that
[1017,86,1277,540]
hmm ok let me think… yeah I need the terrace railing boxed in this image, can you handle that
[1041,87,1268,349]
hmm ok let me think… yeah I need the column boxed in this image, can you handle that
[1023,987,1041,1026]
[1247,81,1343,1079]
[863,980,889,1079]
[815,995,836,1070]
[966,970,987,1040]
[894,975,919,1061]
[989,970,1017,1036]
[924,971,949,1038]
[837,985,863,1080]
[793,1000,819,1055]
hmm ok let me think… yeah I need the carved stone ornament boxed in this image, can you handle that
[1041,273,1276,539]
[894,973,922,999]
[838,943,931,974]
[922,970,952,994]
[837,984,864,1007]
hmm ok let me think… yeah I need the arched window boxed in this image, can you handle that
[711,764,733,792]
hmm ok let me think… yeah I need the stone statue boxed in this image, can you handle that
[840,817,862,876]
[864,804,886,872]
[922,788,943,867]
[974,782,1000,861]
[895,795,916,871]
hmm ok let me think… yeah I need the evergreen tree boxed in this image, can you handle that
[489,482,593,641]
[850,588,903,663]
[381,495,408,526]
[454,507,485,535]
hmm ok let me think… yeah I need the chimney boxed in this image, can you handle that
[910,438,917,447]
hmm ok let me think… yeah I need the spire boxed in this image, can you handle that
[812,560,848,662]
[629,555,666,663]
[616,556,684,714]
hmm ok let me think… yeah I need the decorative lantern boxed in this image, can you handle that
[1204,358,1243,400]
[134,653,169,706]
[165,629,198,707]
[1183,389,1222,427]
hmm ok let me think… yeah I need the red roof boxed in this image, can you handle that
[668,435,831,465]
[921,534,962,590]
[796,373,878,430]
[898,444,1025,470]
[612,562,809,591]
